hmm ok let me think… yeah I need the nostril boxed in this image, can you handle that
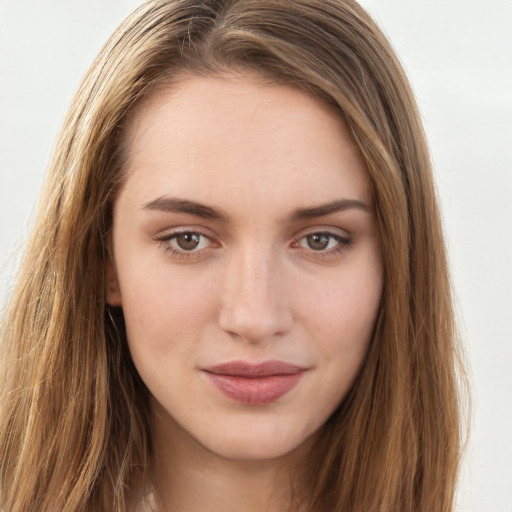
[218,255,293,342]
[218,292,293,343]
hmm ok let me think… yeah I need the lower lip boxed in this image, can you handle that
[204,372,304,405]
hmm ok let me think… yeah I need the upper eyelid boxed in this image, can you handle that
[293,225,351,240]
[154,226,214,240]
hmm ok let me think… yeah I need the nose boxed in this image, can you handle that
[218,247,293,344]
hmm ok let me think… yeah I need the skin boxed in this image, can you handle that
[107,74,383,511]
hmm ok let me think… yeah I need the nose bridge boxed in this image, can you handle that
[218,241,292,342]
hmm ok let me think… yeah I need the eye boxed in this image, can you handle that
[296,231,351,253]
[157,230,214,254]
[172,232,206,251]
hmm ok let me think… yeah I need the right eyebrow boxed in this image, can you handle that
[142,196,230,222]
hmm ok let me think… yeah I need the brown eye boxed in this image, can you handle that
[157,230,215,258]
[306,233,331,251]
[175,232,201,251]
[297,231,350,254]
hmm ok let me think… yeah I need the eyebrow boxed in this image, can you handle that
[143,196,230,222]
[289,198,370,222]
[142,196,370,222]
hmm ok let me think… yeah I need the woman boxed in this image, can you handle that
[0,1,464,511]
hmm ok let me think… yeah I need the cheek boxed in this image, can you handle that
[118,258,221,350]
[119,265,223,399]
[303,257,382,363]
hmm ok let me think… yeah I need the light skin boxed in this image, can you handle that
[107,74,383,512]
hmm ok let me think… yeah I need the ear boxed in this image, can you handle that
[106,259,122,306]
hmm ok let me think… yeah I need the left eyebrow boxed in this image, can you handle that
[289,199,370,222]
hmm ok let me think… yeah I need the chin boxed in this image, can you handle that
[194,419,318,463]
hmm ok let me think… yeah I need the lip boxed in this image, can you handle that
[203,360,307,405]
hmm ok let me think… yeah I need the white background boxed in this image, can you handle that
[0,2,510,511]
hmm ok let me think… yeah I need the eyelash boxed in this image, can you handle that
[293,232,352,259]
[155,229,215,260]
[154,229,352,260]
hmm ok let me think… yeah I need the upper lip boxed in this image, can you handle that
[203,360,306,377]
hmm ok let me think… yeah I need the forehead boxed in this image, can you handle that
[120,73,372,214]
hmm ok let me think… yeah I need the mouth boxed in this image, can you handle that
[202,360,307,405]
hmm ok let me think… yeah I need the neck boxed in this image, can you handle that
[148,402,312,512]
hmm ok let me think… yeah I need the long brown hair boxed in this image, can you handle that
[0,1,465,510]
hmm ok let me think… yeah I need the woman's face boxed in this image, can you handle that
[108,74,383,461]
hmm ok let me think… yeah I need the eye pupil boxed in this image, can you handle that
[307,233,330,250]
[176,233,200,250]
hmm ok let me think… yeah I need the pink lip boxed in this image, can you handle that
[203,360,306,405]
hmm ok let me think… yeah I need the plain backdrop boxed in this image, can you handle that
[0,2,511,511]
